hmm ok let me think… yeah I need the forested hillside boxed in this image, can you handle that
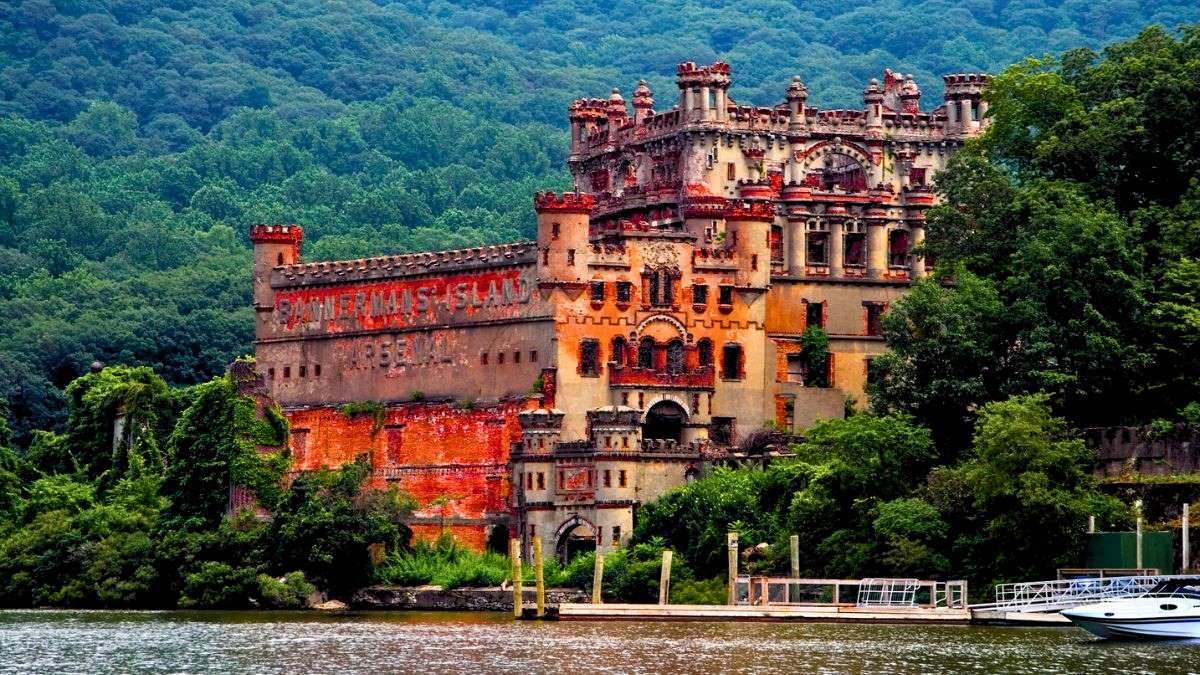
[2,1,1197,443]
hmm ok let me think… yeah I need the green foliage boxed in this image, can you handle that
[669,577,727,605]
[178,562,260,609]
[932,395,1129,585]
[340,401,386,436]
[256,572,318,609]
[377,532,509,589]
[162,371,289,529]
[269,456,416,596]
[799,326,830,388]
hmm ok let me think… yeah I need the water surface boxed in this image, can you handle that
[1,610,1197,674]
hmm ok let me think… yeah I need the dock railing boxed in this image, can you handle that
[734,576,968,609]
[980,575,1165,612]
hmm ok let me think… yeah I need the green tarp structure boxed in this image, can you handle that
[1086,532,1175,573]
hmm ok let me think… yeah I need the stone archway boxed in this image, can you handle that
[644,399,687,442]
[554,515,597,563]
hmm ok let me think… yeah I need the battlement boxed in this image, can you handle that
[724,200,776,222]
[943,73,990,93]
[676,61,731,77]
[533,191,596,214]
[250,224,303,245]
[272,241,537,287]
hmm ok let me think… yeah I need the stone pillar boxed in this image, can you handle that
[787,219,805,276]
[977,98,989,126]
[828,219,844,278]
[866,222,887,279]
[699,85,710,121]
[959,99,972,132]
[910,223,926,277]
[716,88,727,121]
[680,88,691,115]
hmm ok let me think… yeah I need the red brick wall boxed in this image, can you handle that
[285,401,523,551]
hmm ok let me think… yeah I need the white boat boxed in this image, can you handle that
[1061,577,1200,640]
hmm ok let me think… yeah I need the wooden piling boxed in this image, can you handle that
[533,535,545,618]
[592,553,605,604]
[1183,503,1191,572]
[789,535,799,603]
[659,550,673,605]
[510,538,522,619]
[726,532,739,606]
[1136,500,1144,570]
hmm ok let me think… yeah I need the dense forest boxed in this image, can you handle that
[3,0,1199,445]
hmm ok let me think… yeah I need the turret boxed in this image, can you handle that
[786,75,808,131]
[250,224,302,337]
[676,61,731,123]
[632,80,654,124]
[723,200,774,288]
[863,78,884,130]
[535,191,594,285]
[942,73,990,135]
[606,88,627,141]
[899,74,921,114]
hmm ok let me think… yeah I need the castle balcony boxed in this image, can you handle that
[609,365,716,390]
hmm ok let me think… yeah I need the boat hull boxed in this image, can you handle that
[1065,616,1200,640]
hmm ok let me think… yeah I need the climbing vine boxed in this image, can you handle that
[340,401,387,437]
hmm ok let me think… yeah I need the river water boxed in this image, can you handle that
[0,610,1197,674]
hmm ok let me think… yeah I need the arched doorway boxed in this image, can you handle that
[555,515,597,563]
[644,400,687,442]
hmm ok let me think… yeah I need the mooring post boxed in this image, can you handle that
[1183,503,1191,572]
[533,535,545,618]
[1135,499,1144,570]
[510,537,523,619]
[659,550,673,605]
[727,531,739,605]
[789,535,800,603]
[591,552,604,604]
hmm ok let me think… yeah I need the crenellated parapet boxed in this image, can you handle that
[250,223,303,246]
[272,241,537,287]
[724,200,776,222]
[533,191,596,214]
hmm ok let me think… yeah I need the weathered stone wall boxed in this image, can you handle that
[286,400,524,544]
[1086,425,1200,477]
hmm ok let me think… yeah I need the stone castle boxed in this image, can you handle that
[250,63,989,562]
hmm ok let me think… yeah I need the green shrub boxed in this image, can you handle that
[178,561,258,608]
[257,571,317,609]
[670,577,726,605]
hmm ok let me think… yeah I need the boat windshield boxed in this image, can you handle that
[1146,578,1200,599]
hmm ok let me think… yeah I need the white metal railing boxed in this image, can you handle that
[733,576,968,609]
[985,575,1165,611]
[857,578,920,607]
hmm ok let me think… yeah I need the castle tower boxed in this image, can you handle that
[606,88,627,142]
[249,224,302,337]
[786,75,808,132]
[632,80,654,124]
[534,191,595,285]
[863,78,884,131]
[943,73,989,135]
[724,200,774,288]
[676,61,731,123]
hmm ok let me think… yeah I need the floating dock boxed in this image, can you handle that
[556,602,972,623]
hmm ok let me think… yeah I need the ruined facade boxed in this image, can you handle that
[251,63,988,561]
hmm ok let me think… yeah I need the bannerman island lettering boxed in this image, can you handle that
[274,269,533,334]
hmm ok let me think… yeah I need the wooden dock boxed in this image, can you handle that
[555,602,973,623]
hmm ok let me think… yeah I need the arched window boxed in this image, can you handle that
[697,339,714,369]
[821,153,867,192]
[722,343,743,380]
[611,336,627,367]
[648,268,673,307]
[638,337,655,369]
[666,340,685,375]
